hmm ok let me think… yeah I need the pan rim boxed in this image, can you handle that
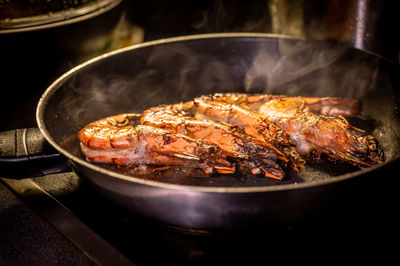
[37,32,398,194]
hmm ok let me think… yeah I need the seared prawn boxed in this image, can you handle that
[212,93,359,117]
[79,114,236,175]
[210,93,382,167]
[193,95,305,172]
[78,92,383,181]
[257,98,383,167]
[141,102,285,179]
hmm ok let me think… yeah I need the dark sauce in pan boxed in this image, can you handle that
[93,162,359,187]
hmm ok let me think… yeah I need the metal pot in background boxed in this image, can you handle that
[126,0,399,62]
[0,0,128,131]
[269,0,399,62]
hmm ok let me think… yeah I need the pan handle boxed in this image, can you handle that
[0,128,70,179]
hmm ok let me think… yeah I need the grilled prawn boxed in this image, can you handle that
[258,98,383,167]
[141,102,285,179]
[212,93,359,117]
[78,92,383,180]
[78,114,236,174]
[193,95,305,172]
[210,93,382,167]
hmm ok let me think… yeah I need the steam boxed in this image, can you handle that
[244,38,379,98]
[190,0,381,99]
[59,73,135,128]
[58,36,381,133]
[56,0,382,127]
[194,0,271,33]
[245,39,346,90]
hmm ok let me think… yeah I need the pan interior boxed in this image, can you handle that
[41,35,400,188]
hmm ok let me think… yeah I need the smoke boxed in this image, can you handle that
[193,0,271,33]
[59,36,381,131]
[58,41,247,127]
[190,0,380,99]
[56,0,382,127]
[244,38,379,98]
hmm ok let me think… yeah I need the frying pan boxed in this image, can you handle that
[1,33,399,231]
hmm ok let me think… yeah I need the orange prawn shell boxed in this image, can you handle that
[78,114,138,150]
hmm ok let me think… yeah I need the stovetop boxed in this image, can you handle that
[1,168,397,265]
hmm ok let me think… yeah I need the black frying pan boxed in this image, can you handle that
[2,33,400,231]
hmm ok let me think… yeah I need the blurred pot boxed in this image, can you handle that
[0,0,125,130]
